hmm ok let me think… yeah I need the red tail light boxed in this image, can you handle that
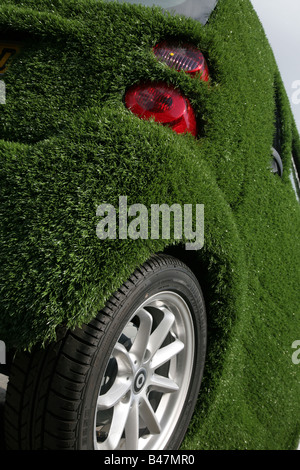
[153,41,209,81]
[125,82,197,137]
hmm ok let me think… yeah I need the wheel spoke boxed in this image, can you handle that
[97,377,132,410]
[150,373,179,393]
[151,338,184,370]
[130,308,153,363]
[148,307,175,357]
[125,399,140,450]
[139,395,161,435]
[97,343,134,410]
[100,398,132,450]
[114,342,135,372]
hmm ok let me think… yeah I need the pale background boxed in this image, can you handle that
[251,0,300,133]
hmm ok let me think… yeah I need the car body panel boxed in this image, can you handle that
[0,0,299,450]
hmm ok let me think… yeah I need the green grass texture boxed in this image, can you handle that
[0,0,299,450]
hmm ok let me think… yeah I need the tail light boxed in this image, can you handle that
[125,81,197,137]
[153,41,209,81]
[125,41,209,137]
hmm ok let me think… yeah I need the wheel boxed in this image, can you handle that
[270,147,283,177]
[4,254,206,450]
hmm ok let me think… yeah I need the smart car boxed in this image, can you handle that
[0,0,299,450]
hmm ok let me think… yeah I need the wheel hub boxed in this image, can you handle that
[133,368,147,394]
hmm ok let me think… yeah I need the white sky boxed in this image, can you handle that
[250,0,300,133]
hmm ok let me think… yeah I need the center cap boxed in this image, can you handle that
[134,368,147,394]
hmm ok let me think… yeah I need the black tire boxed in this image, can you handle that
[4,254,206,450]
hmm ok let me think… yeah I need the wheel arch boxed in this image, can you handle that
[162,244,211,308]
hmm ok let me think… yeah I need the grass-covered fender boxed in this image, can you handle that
[0,105,246,350]
[0,0,300,450]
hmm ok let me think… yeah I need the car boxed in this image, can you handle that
[0,0,299,451]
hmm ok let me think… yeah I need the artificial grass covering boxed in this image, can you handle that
[0,0,299,449]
